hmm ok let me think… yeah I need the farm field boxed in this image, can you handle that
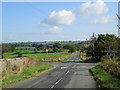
[3,52,75,62]
[3,47,75,63]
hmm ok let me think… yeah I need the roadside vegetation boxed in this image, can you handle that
[91,65,120,88]
[79,47,93,63]
[2,63,54,88]
[76,34,120,88]
[86,34,120,88]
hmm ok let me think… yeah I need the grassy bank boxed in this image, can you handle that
[91,65,120,88]
[2,63,54,88]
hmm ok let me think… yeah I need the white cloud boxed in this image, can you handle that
[45,26,63,34]
[74,0,108,17]
[89,15,117,24]
[41,10,76,25]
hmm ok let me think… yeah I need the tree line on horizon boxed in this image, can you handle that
[1,41,86,58]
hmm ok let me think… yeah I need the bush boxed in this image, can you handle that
[33,51,38,54]
[68,44,76,53]
[17,52,22,57]
[91,65,120,88]
[101,55,120,77]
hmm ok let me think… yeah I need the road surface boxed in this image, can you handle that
[9,51,97,88]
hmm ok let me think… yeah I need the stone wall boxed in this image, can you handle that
[0,57,35,79]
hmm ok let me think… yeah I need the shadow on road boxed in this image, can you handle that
[81,58,100,63]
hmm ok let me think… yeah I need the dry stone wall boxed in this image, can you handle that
[0,57,35,79]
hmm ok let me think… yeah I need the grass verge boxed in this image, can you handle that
[2,63,54,88]
[91,65,120,88]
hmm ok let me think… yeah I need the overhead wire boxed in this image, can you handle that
[25,2,49,16]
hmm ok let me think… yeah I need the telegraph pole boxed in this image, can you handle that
[46,49,48,61]
[92,33,95,57]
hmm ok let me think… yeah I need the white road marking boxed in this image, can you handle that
[50,69,70,89]
[65,71,69,75]
[50,85,55,89]
[50,78,63,89]
[55,78,62,85]
[61,67,68,69]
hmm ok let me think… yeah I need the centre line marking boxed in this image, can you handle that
[65,71,69,75]
[55,78,62,85]
[50,85,54,89]
[50,78,63,89]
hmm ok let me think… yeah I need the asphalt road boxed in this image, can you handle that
[9,51,97,88]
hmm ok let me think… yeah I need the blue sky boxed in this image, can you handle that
[2,1,118,42]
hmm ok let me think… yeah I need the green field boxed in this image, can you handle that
[3,52,18,58]
[15,47,33,49]
[3,51,75,62]
[24,53,72,62]
[27,52,74,62]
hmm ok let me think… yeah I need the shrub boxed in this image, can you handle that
[17,52,22,57]
[101,55,120,77]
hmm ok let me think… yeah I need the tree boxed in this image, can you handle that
[32,44,39,52]
[53,47,58,52]
[38,44,44,50]
[68,44,76,53]
[75,44,80,51]
[52,43,62,52]
[2,43,16,58]
[117,39,120,57]
[2,43,15,53]
[63,44,70,49]
[94,34,120,59]
[53,43,62,49]
[17,52,22,57]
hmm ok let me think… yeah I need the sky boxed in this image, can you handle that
[2,0,118,42]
